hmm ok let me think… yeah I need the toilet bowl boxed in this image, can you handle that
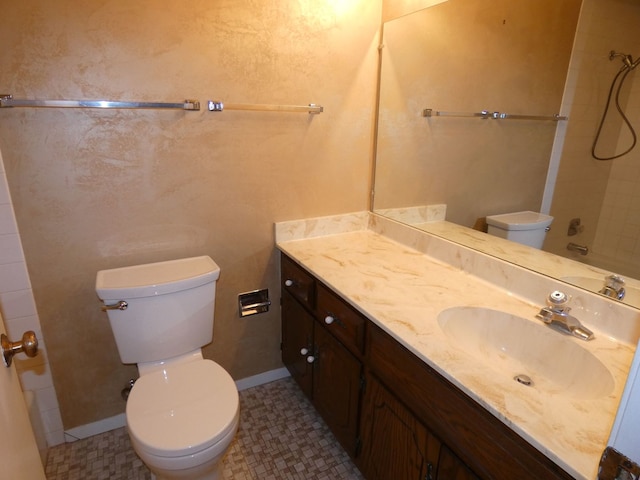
[95,256,238,480]
[127,356,239,480]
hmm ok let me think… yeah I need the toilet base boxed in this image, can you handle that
[149,460,222,480]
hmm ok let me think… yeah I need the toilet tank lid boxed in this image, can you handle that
[96,256,220,300]
[485,211,554,231]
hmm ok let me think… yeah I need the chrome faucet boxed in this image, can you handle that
[599,274,626,301]
[536,291,594,341]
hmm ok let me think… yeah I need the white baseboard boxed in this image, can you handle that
[63,367,291,442]
[235,367,290,391]
[64,413,126,442]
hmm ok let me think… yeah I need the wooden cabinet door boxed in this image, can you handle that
[281,292,314,398]
[313,323,362,457]
[359,374,441,480]
[436,445,481,480]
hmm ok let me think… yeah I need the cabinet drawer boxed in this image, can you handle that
[281,255,316,310]
[317,284,366,356]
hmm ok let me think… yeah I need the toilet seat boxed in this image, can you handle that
[126,359,239,458]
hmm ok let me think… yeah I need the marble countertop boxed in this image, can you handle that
[276,214,637,480]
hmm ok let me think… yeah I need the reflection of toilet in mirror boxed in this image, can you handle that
[95,256,239,480]
[486,211,554,249]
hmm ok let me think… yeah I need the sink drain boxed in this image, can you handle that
[514,374,533,386]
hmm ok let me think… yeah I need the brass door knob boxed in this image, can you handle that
[1,331,38,367]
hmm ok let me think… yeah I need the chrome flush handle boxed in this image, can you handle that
[101,300,128,312]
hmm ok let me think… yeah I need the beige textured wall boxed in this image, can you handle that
[374,0,581,228]
[0,0,381,429]
[382,0,448,22]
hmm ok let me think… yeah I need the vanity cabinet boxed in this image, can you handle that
[279,253,573,480]
[311,321,362,453]
[281,255,364,456]
[365,323,573,480]
[358,373,442,480]
[359,371,480,480]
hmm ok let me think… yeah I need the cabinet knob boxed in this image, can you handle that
[284,279,294,287]
[306,355,315,363]
[300,348,309,356]
[324,315,335,325]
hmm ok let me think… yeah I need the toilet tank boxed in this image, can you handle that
[485,211,553,249]
[95,256,221,364]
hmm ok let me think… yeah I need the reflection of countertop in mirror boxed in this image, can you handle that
[406,218,640,307]
[276,212,639,480]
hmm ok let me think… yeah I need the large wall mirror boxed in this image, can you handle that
[373,0,640,308]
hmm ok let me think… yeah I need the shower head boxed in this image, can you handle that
[610,50,637,69]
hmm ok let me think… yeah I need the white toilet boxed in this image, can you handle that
[485,210,554,249]
[95,256,239,480]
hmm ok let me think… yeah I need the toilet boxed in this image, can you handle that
[95,256,239,480]
[485,211,554,249]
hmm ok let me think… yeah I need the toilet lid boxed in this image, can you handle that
[126,359,239,458]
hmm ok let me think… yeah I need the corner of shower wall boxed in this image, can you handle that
[545,0,640,268]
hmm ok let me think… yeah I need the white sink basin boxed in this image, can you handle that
[437,307,614,399]
[562,276,640,309]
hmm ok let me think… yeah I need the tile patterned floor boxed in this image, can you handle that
[45,376,364,479]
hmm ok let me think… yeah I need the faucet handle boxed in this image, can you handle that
[547,290,570,312]
[604,274,625,289]
[600,274,626,300]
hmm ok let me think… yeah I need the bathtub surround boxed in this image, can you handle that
[0,0,380,432]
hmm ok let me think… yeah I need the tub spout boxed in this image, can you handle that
[567,242,589,255]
